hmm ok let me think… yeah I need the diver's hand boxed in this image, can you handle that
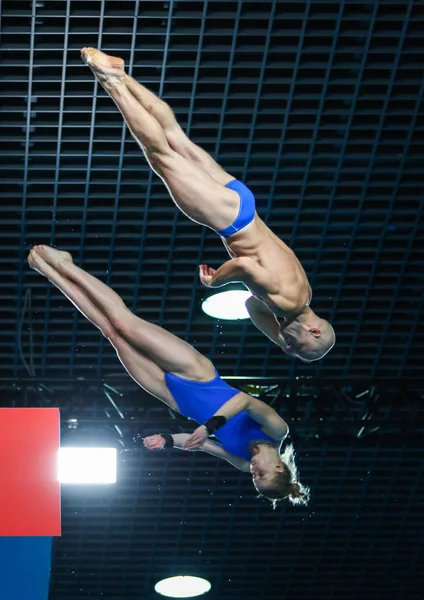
[199,264,216,287]
[183,425,209,450]
[143,434,167,450]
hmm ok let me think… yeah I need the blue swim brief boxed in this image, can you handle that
[217,179,256,238]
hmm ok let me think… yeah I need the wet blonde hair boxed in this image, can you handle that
[256,443,310,509]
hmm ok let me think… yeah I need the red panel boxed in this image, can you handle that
[0,408,61,536]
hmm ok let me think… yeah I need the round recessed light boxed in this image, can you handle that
[201,290,251,320]
[154,575,211,598]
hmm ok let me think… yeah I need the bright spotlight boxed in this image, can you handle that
[154,575,212,598]
[201,289,251,320]
[58,447,117,484]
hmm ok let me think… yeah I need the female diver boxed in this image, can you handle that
[28,245,309,508]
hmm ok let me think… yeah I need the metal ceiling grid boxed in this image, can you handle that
[1,1,423,378]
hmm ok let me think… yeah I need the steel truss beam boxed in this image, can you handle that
[0,377,423,445]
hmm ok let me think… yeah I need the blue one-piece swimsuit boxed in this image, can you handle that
[164,370,275,461]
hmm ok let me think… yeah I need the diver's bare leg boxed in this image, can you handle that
[28,248,178,409]
[33,245,213,380]
[81,48,239,232]
[123,76,231,185]
[81,47,230,185]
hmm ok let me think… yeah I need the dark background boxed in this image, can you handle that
[0,1,423,599]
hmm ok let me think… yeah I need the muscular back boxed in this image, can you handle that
[222,214,311,315]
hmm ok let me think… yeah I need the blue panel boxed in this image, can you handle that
[0,537,52,600]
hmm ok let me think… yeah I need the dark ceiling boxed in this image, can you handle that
[1,1,424,600]
[1,0,423,381]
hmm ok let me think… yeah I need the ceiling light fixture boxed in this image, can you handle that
[154,575,211,598]
[201,289,251,320]
[58,447,117,484]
